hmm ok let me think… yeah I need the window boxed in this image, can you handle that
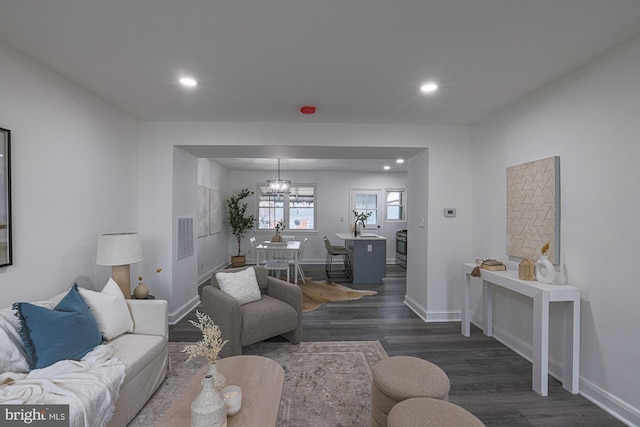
[257,184,316,230]
[386,190,406,221]
[351,189,381,227]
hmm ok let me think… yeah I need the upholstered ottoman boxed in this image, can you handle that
[387,398,485,427]
[371,356,450,427]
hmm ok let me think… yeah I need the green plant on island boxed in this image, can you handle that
[352,210,373,236]
[353,210,372,227]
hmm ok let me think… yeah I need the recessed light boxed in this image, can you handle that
[383,165,391,171]
[396,159,405,164]
[420,81,438,94]
[179,77,198,87]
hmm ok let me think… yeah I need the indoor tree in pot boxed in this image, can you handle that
[226,188,255,267]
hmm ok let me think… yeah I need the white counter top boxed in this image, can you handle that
[335,233,387,241]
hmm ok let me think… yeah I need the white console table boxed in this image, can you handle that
[461,263,580,396]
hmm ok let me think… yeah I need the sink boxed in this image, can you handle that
[358,234,380,238]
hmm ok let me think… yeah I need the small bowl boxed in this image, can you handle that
[221,385,242,416]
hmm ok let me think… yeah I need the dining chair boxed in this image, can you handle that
[261,242,290,282]
[249,237,260,265]
[276,237,303,281]
[296,237,308,282]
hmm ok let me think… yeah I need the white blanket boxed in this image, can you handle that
[0,344,126,427]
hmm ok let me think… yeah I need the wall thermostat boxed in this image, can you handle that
[444,208,456,218]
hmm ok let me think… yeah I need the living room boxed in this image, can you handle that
[1,1,639,426]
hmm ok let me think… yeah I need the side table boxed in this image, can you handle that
[131,295,155,300]
[461,263,580,396]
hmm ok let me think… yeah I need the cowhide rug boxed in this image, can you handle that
[299,279,377,312]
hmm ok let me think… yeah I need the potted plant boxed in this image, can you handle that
[352,210,372,237]
[226,188,255,267]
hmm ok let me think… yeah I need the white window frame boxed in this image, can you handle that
[385,188,406,221]
[350,188,382,229]
[257,183,317,231]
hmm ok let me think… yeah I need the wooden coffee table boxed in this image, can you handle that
[156,355,284,427]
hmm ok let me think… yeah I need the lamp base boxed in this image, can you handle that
[111,264,132,299]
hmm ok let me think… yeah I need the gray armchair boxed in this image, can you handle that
[201,265,302,358]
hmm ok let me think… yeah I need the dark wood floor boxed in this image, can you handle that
[170,264,624,427]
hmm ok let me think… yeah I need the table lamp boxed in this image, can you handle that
[96,232,143,298]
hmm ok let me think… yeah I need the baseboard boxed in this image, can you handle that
[403,296,459,322]
[580,377,639,426]
[473,310,639,427]
[424,309,460,322]
[403,295,427,320]
[168,295,200,325]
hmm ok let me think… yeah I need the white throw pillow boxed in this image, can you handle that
[79,278,134,340]
[216,268,262,305]
[0,307,30,373]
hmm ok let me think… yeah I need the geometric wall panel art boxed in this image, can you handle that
[209,188,222,235]
[506,156,560,264]
[196,185,210,238]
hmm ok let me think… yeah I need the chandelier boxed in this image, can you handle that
[266,158,292,194]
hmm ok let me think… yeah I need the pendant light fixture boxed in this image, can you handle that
[266,158,292,194]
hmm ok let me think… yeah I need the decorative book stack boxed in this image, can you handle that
[480,260,506,271]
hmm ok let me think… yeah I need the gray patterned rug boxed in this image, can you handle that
[128,341,388,427]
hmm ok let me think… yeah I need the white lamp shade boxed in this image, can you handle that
[96,232,143,266]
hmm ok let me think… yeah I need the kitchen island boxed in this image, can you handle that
[335,233,387,284]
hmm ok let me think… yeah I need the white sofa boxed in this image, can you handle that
[106,299,169,426]
[0,291,169,427]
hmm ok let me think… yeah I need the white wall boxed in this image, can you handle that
[0,42,140,307]
[470,36,640,425]
[138,122,471,325]
[197,159,230,282]
[170,147,199,320]
[405,130,473,322]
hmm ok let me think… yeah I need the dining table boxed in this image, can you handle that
[255,240,301,284]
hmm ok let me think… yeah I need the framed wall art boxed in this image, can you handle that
[506,156,560,264]
[197,185,210,238]
[0,127,11,267]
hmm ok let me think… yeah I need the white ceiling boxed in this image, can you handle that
[2,0,640,170]
[180,145,424,172]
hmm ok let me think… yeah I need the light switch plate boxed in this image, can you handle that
[444,208,456,218]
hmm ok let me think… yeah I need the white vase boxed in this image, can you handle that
[208,363,226,390]
[535,254,556,284]
[191,374,227,427]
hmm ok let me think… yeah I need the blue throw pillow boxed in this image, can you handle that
[13,284,103,369]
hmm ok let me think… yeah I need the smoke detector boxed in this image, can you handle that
[300,105,316,115]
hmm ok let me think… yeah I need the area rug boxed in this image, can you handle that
[300,279,377,312]
[128,341,388,427]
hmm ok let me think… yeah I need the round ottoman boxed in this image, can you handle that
[387,398,485,427]
[371,356,450,427]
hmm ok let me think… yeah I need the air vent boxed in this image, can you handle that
[176,216,194,260]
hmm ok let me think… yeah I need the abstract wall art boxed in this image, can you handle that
[506,156,560,264]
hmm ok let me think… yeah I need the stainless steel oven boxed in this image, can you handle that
[396,230,407,268]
